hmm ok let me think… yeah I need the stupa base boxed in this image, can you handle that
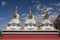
[24,27,38,30]
[40,27,56,30]
[6,27,22,30]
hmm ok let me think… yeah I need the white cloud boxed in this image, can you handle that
[34,14,42,22]
[33,5,36,7]
[31,1,35,2]
[31,0,39,3]
[57,9,60,11]
[34,14,40,18]
[20,17,26,19]
[48,11,53,14]
[21,13,26,16]
[46,7,53,11]
[54,2,60,6]
[1,1,7,7]
[0,17,5,20]
[49,14,58,22]
[36,1,40,3]
[33,3,41,10]
[36,4,41,10]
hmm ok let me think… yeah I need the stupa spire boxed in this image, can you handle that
[15,6,18,14]
[43,7,47,14]
[28,7,33,19]
[42,7,49,19]
[29,7,32,14]
[12,6,19,19]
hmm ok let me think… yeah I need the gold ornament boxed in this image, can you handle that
[28,13,33,19]
[12,13,17,18]
[44,13,49,19]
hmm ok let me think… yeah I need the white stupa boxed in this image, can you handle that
[40,8,56,30]
[6,6,21,30]
[24,7,37,30]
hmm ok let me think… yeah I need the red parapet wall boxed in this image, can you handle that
[2,34,58,39]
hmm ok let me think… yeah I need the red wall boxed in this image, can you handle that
[2,34,59,40]
[2,34,58,39]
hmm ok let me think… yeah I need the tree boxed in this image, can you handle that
[0,31,2,38]
[54,14,60,30]
[54,14,60,37]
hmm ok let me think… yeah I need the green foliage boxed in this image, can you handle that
[0,31,2,38]
[54,14,60,30]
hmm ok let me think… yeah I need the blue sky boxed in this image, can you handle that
[0,0,60,29]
